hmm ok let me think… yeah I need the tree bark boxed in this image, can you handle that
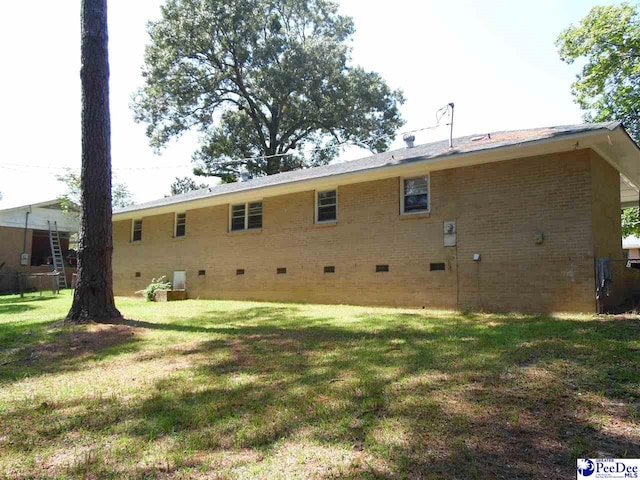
[66,0,122,323]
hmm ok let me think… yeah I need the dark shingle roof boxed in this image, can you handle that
[115,121,621,214]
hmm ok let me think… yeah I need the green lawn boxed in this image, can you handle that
[0,292,638,479]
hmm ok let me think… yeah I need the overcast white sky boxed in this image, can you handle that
[0,0,619,209]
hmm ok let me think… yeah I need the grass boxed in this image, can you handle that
[0,292,638,479]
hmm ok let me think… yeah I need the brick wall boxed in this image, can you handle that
[113,149,620,313]
[0,226,32,272]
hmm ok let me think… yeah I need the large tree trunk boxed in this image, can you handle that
[66,0,122,323]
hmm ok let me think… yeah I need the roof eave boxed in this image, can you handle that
[112,126,637,221]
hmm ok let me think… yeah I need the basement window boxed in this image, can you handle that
[401,176,430,214]
[198,270,206,276]
[324,266,335,273]
[236,269,245,275]
[132,219,142,242]
[376,264,389,272]
[135,272,141,278]
[277,267,287,275]
[230,201,262,231]
[316,189,337,223]
[430,262,446,271]
[175,213,186,237]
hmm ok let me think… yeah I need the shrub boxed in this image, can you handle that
[137,276,172,302]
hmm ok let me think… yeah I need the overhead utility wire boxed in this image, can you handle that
[1,104,454,173]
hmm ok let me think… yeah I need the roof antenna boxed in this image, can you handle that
[448,102,455,148]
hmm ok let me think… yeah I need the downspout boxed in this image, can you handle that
[23,207,31,256]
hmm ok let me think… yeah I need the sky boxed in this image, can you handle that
[0,0,621,209]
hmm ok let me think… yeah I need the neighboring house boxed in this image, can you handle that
[112,122,640,313]
[0,200,79,289]
[623,236,640,260]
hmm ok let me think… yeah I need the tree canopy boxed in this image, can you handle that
[622,207,640,238]
[168,176,209,196]
[56,170,134,213]
[556,3,640,142]
[557,4,640,238]
[132,0,404,181]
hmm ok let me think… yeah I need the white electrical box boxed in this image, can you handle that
[20,253,29,266]
[443,220,457,247]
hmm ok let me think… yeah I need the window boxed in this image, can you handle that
[132,219,142,242]
[198,270,206,276]
[230,201,262,231]
[376,264,389,272]
[277,267,287,274]
[430,262,446,271]
[135,272,141,278]
[236,269,245,275]
[324,266,335,273]
[175,213,186,237]
[316,189,337,223]
[402,176,429,214]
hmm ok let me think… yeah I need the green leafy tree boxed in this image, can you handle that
[57,170,134,212]
[622,207,640,237]
[557,3,640,141]
[132,0,404,182]
[168,176,209,196]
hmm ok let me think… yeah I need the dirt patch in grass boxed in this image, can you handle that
[36,324,136,360]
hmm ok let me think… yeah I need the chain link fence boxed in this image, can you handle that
[0,272,63,297]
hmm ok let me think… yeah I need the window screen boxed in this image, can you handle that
[317,190,337,222]
[247,202,263,229]
[231,204,246,231]
[132,220,142,241]
[403,176,429,213]
[175,213,186,237]
[231,202,262,231]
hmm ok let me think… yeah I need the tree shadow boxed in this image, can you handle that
[0,295,59,305]
[1,305,639,478]
[0,304,37,315]
[0,324,142,383]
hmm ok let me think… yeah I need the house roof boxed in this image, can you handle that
[114,121,640,219]
[0,199,65,213]
[0,199,79,232]
[623,235,640,249]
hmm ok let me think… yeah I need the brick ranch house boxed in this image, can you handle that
[112,122,640,313]
[0,200,79,291]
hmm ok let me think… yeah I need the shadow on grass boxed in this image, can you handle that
[2,304,639,478]
[0,295,59,305]
[0,293,144,384]
[0,304,38,315]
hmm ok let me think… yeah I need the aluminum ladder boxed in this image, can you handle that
[47,221,68,288]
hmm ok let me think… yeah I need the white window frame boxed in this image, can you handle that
[131,218,142,242]
[400,175,430,215]
[315,188,338,224]
[229,201,263,232]
[174,212,187,238]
